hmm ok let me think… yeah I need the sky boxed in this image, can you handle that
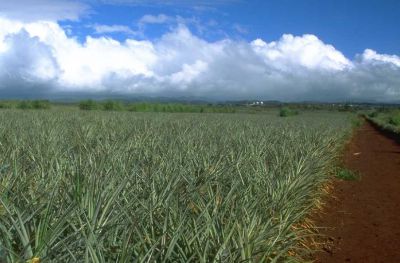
[0,0,399,102]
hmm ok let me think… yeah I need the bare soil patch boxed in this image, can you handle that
[314,122,400,262]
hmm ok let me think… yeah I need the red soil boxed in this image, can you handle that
[314,122,400,263]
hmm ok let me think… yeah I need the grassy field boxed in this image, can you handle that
[0,100,237,114]
[365,109,400,134]
[0,109,352,262]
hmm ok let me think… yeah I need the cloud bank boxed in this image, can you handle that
[0,16,399,101]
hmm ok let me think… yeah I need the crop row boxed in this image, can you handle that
[0,110,351,262]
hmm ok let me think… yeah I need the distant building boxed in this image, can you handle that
[247,101,265,106]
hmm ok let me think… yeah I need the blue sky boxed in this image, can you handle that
[59,0,400,58]
[0,0,399,101]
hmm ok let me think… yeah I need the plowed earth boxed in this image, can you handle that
[314,122,400,263]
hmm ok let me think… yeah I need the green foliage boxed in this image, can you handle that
[78,99,99,110]
[31,100,51,109]
[0,246,7,263]
[279,107,299,117]
[16,100,32,110]
[338,104,356,112]
[0,102,12,109]
[127,103,236,113]
[13,100,52,110]
[388,111,400,126]
[351,118,363,128]
[0,110,351,262]
[102,100,124,111]
[77,101,228,113]
[366,108,400,134]
[335,168,359,181]
[368,110,379,118]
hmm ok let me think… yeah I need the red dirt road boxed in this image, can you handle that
[314,122,400,263]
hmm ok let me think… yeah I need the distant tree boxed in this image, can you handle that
[279,107,299,117]
[79,100,98,110]
[102,100,124,111]
[0,102,12,109]
[32,100,51,109]
[16,101,32,110]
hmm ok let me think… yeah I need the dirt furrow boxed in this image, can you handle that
[314,122,400,262]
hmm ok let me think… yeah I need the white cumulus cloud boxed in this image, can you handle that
[0,16,399,101]
[361,49,400,67]
[251,35,352,71]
